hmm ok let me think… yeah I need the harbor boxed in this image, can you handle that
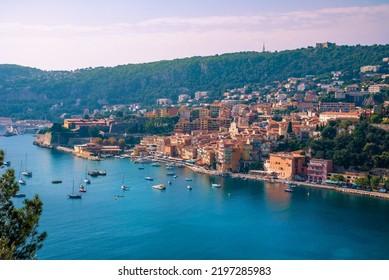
[2,134,389,260]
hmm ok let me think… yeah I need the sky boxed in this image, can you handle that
[0,0,388,70]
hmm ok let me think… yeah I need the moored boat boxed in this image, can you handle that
[152,184,166,190]
[211,183,221,188]
[13,192,26,198]
[187,185,192,190]
[145,176,154,181]
[52,179,62,184]
[18,178,26,185]
[88,170,99,177]
[68,180,82,199]
[79,184,86,193]
[285,188,294,193]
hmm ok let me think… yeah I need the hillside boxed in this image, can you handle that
[1,44,389,120]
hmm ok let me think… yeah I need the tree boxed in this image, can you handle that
[321,126,337,139]
[331,174,345,182]
[287,121,293,134]
[88,126,100,138]
[118,138,126,150]
[354,177,370,187]
[370,176,381,188]
[108,137,117,146]
[0,151,47,259]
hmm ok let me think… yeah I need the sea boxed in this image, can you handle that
[1,133,389,260]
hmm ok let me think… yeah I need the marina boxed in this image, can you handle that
[1,134,389,260]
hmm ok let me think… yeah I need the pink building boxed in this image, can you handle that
[307,159,333,183]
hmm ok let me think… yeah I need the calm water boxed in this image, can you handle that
[1,134,389,260]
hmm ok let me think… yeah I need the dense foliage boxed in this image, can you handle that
[1,44,389,120]
[309,121,389,171]
[0,150,47,259]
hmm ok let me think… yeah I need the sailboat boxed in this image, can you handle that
[121,175,129,190]
[83,165,91,184]
[21,153,32,177]
[68,180,82,199]
[18,161,26,185]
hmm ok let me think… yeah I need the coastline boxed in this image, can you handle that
[148,156,389,200]
[33,141,101,161]
[33,142,389,200]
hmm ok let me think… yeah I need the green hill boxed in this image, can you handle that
[1,44,389,120]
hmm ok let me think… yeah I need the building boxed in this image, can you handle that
[266,151,307,179]
[63,118,112,130]
[318,102,356,112]
[178,94,190,103]
[307,159,333,183]
[319,111,360,124]
[368,84,389,94]
[156,98,173,106]
[194,91,209,100]
[360,65,380,73]
[216,140,241,172]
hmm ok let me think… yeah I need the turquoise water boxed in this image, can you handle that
[1,134,389,260]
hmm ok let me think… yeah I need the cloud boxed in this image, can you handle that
[0,4,388,70]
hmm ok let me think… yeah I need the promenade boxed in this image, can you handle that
[146,155,389,200]
[230,173,389,200]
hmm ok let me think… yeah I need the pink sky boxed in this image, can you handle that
[0,1,388,70]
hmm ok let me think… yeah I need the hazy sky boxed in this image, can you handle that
[1,0,388,70]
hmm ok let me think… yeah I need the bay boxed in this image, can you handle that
[1,134,389,260]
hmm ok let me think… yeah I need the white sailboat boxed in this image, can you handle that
[18,161,26,185]
[83,165,91,184]
[21,153,32,177]
[121,175,129,190]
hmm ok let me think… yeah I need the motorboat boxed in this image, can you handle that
[211,183,221,188]
[152,184,166,190]
[145,177,154,181]
[285,188,294,193]
[79,184,87,193]
[187,185,192,190]
[13,192,26,198]
[52,179,62,184]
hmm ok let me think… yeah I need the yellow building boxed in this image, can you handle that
[267,151,307,179]
[216,140,242,172]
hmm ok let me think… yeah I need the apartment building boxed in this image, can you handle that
[307,159,333,183]
[266,151,307,179]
